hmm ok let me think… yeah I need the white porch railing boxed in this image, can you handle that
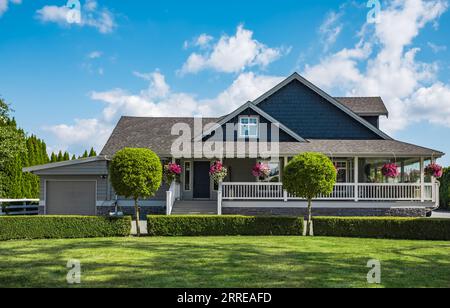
[166,182,181,215]
[220,182,438,203]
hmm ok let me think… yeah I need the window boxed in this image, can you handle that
[239,116,259,138]
[335,161,348,183]
[184,162,191,191]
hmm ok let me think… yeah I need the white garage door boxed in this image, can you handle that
[46,181,96,216]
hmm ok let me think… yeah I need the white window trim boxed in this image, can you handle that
[238,116,259,139]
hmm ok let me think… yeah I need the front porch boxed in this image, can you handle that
[165,156,441,216]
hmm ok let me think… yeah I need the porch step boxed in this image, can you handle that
[171,201,218,215]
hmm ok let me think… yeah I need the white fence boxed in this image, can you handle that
[166,182,181,215]
[220,182,437,203]
[0,199,40,216]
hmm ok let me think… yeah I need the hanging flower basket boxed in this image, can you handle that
[381,163,399,178]
[163,163,182,184]
[210,161,228,184]
[252,162,271,181]
[425,163,443,178]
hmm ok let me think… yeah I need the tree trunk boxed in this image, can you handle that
[306,198,313,236]
[134,198,141,237]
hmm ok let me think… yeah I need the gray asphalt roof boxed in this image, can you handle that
[100,117,444,158]
[335,97,389,116]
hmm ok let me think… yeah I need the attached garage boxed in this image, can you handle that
[46,181,96,215]
[23,157,110,216]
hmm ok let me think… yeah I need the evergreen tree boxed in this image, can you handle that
[63,151,70,161]
[57,150,63,162]
[89,147,97,157]
[82,150,89,158]
[0,99,51,198]
[71,154,76,160]
[50,152,57,163]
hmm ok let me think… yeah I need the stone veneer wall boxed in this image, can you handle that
[97,206,165,219]
[222,207,428,218]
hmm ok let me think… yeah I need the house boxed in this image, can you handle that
[24,73,444,218]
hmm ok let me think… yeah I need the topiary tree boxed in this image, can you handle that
[109,148,162,236]
[283,152,336,236]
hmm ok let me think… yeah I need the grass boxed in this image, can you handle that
[0,236,450,288]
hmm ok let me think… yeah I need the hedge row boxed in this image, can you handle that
[313,217,450,241]
[147,215,303,236]
[440,167,450,209]
[0,216,132,241]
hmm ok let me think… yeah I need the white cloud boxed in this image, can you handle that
[184,33,214,49]
[48,71,283,151]
[319,11,343,52]
[0,0,21,17]
[303,0,449,133]
[45,118,112,152]
[180,25,290,74]
[427,42,447,53]
[88,51,103,59]
[36,0,116,34]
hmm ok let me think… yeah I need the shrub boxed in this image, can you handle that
[313,217,450,241]
[283,152,336,235]
[147,215,303,236]
[0,216,131,241]
[440,167,450,209]
[110,148,163,236]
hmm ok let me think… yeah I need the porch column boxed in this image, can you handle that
[420,157,425,203]
[354,157,359,202]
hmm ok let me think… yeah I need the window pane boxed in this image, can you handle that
[249,125,258,136]
[184,162,191,190]
[240,118,249,124]
[249,118,258,124]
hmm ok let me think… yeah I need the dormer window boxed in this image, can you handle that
[239,116,259,138]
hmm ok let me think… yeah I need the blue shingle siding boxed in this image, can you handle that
[362,116,380,129]
[257,80,382,140]
[205,107,297,142]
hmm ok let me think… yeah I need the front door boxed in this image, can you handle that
[194,161,211,199]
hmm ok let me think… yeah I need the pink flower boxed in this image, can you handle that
[425,163,443,178]
[252,163,271,179]
[168,163,182,175]
[382,163,399,178]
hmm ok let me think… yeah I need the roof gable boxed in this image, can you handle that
[252,73,391,140]
[199,102,306,143]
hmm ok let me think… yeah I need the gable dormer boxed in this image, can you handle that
[253,73,391,140]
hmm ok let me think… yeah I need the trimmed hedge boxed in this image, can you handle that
[0,216,132,241]
[440,167,450,209]
[313,217,450,241]
[147,215,303,236]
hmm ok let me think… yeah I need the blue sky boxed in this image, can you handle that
[0,0,449,164]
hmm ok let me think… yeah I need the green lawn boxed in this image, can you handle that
[1,236,449,288]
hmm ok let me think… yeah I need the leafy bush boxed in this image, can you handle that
[147,215,303,236]
[0,216,131,241]
[313,217,450,241]
[440,167,450,209]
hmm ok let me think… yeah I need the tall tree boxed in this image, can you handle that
[89,147,97,157]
